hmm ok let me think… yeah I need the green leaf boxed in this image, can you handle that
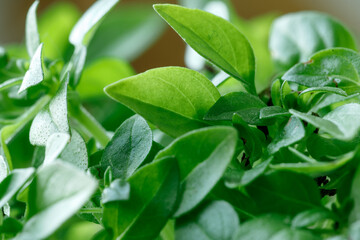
[15,161,97,240]
[157,220,175,240]
[154,4,256,94]
[100,115,152,179]
[232,114,265,161]
[102,179,130,204]
[58,130,88,170]
[224,157,272,188]
[87,4,166,62]
[0,155,7,182]
[29,107,58,146]
[18,43,44,93]
[204,92,266,123]
[349,156,360,223]
[0,217,23,235]
[104,67,220,137]
[78,58,134,99]
[259,106,290,120]
[102,157,179,240]
[299,86,347,97]
[233,215,321,240]
[268,228,321,240]
[69,0,119,46]
[0,168,35,209]
[290,103,360,141]
[49,75,69,133]
[25,1,40,57]
[30,77,70,146]
[0,77,23,93]
[43,133,70,165]
[282,48,360,94]
[269,11,357,70]
[175,201,239,240]
[155,126,237,216]
[270,149,356,176]
[292,208,336,228]
[267,116,305,155]
[245,171,322,216]
[233,215,286,240]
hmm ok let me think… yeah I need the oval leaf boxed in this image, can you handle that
[100,115,152,179]
[269,11,357,70]
[154,4,256,94]
[282,48,360,94]
[0,168,35,209]
[15,161,97,240]
[245,171,322,216]
[102,157,179,240]
[176,201,239,240]
[105,67,220,137]
[267,116,305,155]
[290,103,360,141]
[155,126,237,217]
[204,92,266,123]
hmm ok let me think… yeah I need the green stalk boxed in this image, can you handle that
[1,95,51,171]
[79,208,103,214]
[72,105,110,148]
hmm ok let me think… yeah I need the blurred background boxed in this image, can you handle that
[1,1,359,239]
[0,0,359,73]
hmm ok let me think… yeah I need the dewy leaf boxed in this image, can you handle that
[204,92,266,123]
[100,115,152,179]
[15,161,97,240]
[59,129,88,170]
[25,0,40,57]
[282,48,360,94]
[105,67,220,137]
[154,4,256,94]
[269,11,357,70]
[267,116,305,155]
[290,103,360,141]
[155,126,237,217]
[102,157,179,240]
[29,108,58,146]
[69,0,119,46]
[18,43,44,93]
[175,201,239,240]
[49,75,69,133]
[0,168,35,209]
[245,171,322,216]
[43,132,70,165]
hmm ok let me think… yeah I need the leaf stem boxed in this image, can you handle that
[71,105,110,148]
[1,95,51,171]
[79,208,103,214]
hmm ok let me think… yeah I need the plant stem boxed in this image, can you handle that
[1,95,51,171]
[79,208,103,214]
[72,105,110,148]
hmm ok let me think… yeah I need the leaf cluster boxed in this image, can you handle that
[1,0,360,239]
